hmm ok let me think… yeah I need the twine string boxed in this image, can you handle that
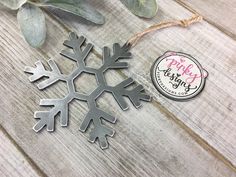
[127,14,203,47]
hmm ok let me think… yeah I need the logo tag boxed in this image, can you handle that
[151,51,208,101]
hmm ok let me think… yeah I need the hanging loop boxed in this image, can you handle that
[126,14,203,47]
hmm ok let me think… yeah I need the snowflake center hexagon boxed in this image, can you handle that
[74,72,98,95]
[24,32,151,149]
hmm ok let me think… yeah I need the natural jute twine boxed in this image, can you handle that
[127,14,203,47]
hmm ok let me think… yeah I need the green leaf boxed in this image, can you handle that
[0,0,26,10]
[17,3,46,48]
[120,0,158,18]
[40,0,105,24]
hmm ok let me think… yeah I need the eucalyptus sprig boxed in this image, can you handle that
[0,0,158,48]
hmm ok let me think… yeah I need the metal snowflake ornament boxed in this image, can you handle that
[24,32,151,149]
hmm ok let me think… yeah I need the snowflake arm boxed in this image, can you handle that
[33,97,71,132]
[60,32,93,65]
[107,78,151,110]
[24,60,66,90]
[101,43,132,71]
[79,106,116,149]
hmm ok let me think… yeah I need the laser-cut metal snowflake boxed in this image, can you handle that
[24,32,151,149]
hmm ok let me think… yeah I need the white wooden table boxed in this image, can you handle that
[0,0,236,176]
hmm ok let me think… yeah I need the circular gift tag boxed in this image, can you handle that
[151,51,208,101]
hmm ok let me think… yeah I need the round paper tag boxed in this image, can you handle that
[151,51,208,101]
